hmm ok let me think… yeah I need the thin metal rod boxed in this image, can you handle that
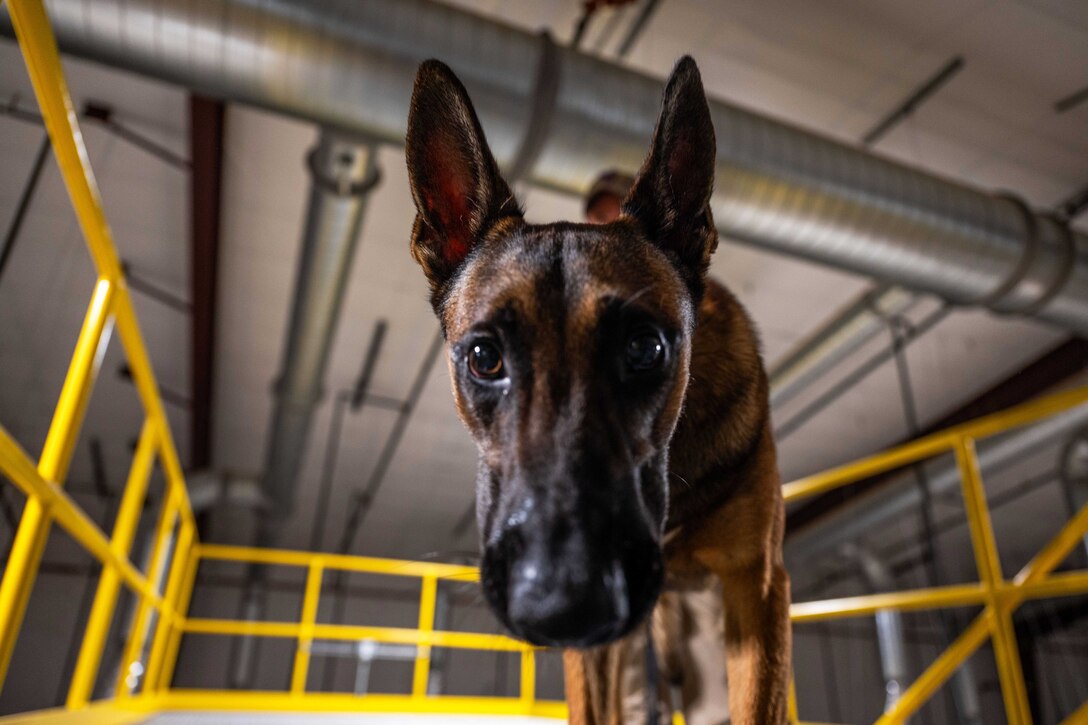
[311,319,391,549]
[0,134,51,284]
[776,304,950,440]
[616,0,661,58]
[0,96,43,125]
[335,331,445,555]
[1054,85,1088,114]
[82,102,191,170]
[310,393,348,553]
[862,56,965,147]
[1056,183,1088,223]
[886,312,968,725]
[350,320,388,411]
[122,261,192,314]
[570,5,596,48]
[322,330,443,689]
[118,365,190,411]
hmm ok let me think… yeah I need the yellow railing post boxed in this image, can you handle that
[143,517,193,692]
[955,436,1031,725]
[66,420,158,708]
[157,540,200,692]
[0,278,115,691]
[520,650,536,705]
[291,560,324,694]
[412,575,438,697]
[114,488,180,697]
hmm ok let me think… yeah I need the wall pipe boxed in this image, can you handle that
[846,544,984,725]
[2,0,1086,334]
[259,133,380,524]
[851,545,910,714]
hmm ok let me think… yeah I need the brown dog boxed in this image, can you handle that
[405,56,790,724]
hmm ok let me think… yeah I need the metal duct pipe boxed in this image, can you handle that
[785,402,1088,565]
[769,285,921,408]
[260,133,380,522]
[4,0,1087,333]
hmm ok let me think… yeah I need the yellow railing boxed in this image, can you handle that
[168,543,563,718]
[0,0,197,717]
[782,384,1088,725]
[1,2,1087,724]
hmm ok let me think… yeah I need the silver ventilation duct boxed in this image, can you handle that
[2,0,1087,333]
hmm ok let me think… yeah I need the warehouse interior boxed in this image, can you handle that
[0,0,1087,723]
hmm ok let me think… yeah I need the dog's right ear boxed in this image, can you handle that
[623,56,717,297]
[406,60,522,295]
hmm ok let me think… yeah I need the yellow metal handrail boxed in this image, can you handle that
[0,0,196,716]
[1,2,1087,724]
[782,383,1088,725]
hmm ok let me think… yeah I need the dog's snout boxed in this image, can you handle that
[482,501,663,648]
[506,536,630,646]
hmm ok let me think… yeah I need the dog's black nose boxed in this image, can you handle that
[482,512,664,648]
[506,554,629,646]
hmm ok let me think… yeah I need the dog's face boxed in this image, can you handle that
[406,57,717,647]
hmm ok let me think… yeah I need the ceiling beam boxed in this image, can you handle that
[189,96,225,470]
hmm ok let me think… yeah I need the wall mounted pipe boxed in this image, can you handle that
[260,133,380,523]
[851,546,910,714]
[853,546,984,725]
[3,0,1087,334]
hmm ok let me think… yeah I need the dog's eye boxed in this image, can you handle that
[625,331,666,372]
[468,341,505,379]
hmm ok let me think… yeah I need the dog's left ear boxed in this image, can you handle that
[406,59,522,297]
[624,56,717,294]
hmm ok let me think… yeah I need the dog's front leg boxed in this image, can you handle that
[716,557,791,724]
[562,638,641,725]
[689,478,792,723]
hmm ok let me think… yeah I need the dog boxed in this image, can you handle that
[404,56,790,724]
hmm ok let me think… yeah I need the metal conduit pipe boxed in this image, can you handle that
[849,545,910,714]
[769,285,922,408]
[260,134,380,523]
[3,0,1087,333]
[227,133,380,688]
[785,402,1088,566]
[852,545,985,724]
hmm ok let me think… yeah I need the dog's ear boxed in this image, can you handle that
[623,56,717,294]
[406,60,522,294]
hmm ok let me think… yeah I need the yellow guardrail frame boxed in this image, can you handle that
[1,1,1087,724]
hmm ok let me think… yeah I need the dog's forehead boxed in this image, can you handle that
[443,221,690,336]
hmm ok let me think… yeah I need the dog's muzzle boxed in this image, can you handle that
[481,497,663,648]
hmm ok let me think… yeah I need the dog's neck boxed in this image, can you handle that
[665,278,773,530]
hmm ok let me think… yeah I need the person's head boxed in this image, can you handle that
[584,171,636,224]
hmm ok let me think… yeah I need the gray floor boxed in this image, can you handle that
[144,715,557,724]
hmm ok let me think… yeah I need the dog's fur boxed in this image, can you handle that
[405,56,790,724]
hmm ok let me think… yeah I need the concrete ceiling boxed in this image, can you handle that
[1,0,1086,568]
